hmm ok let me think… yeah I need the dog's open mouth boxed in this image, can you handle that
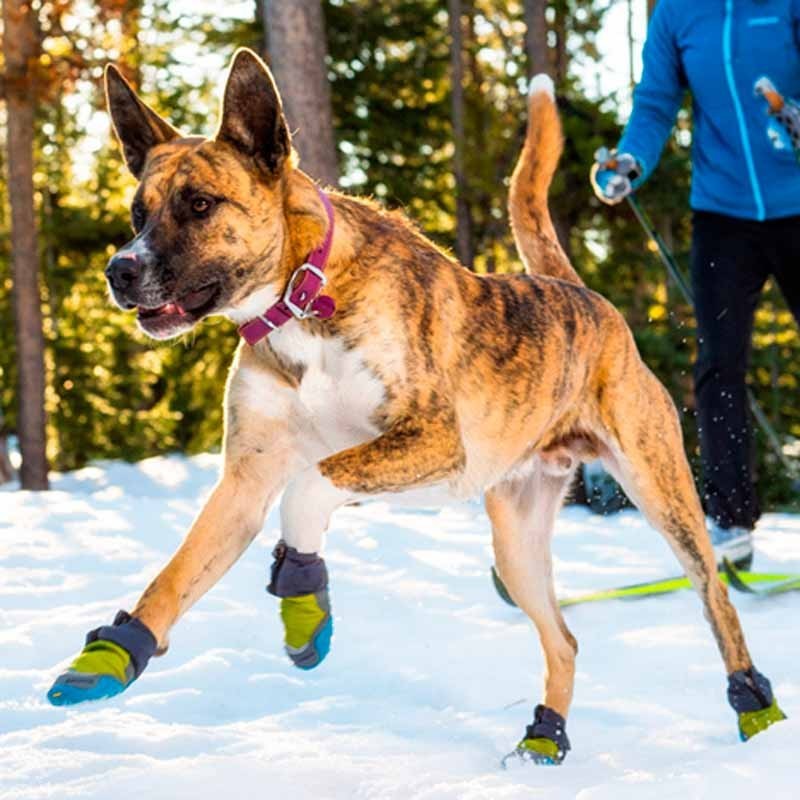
[136,282,221,338]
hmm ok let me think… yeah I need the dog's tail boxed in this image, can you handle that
[508,74,583,285]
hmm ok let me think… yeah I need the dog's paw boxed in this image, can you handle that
[280,591,332,670]
[47,640,133,706]
[47,610,157,707]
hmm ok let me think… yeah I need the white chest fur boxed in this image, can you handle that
[234,324,386,460]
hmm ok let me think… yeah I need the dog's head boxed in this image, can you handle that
[104,49,292,339]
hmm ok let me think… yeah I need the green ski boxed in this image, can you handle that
[491,566,800,609]
[723,558,800,597]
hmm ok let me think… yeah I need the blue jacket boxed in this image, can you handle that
[619,0,800,220]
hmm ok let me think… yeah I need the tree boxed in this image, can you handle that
[263,0,338,186]
[447,0,473,267]
[523,0,549,77]
[2,0,50,489]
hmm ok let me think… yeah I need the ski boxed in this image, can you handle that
[723,558,800,597]
[491,566,800,609]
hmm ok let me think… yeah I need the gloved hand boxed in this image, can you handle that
[590,147,643,205]
[755,76,800,161]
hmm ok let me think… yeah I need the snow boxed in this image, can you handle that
[2,454,799,799]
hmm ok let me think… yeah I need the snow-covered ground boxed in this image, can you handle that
[2,454,799,799]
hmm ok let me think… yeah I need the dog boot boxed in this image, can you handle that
[502,704,571,767]
[267,541,332,670]
[47,610,157,706]
[728,667,786,741]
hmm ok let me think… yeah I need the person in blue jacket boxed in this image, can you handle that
[591,0,800,570]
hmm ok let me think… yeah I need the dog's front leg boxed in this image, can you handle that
[268,411,465,670]
[132,448,291,646]
[48,420,298,705]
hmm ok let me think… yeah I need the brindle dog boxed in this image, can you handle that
[50,50,782,760]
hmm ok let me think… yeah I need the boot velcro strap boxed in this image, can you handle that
[727,667,774,713]
[525,704,571,755]
[268,541,328,597]
[85,610,157,680]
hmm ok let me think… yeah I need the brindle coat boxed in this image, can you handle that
[100,51,753,732]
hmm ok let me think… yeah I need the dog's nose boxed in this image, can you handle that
[105,253,140,292]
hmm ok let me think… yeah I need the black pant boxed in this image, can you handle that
[691,211,800,529]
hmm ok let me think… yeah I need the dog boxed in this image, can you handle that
[46,49,784,763]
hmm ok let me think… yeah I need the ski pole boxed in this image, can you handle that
[626,195,800,483]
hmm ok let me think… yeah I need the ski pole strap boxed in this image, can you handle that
[85,610,157,680]
[526,704,571,755]
[626,195,694,305]
[727,667,774,713]
[267,541,329,597]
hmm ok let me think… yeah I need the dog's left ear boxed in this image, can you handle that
[216,48,291,175]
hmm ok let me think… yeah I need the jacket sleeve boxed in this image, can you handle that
[794,0,800,51]
[618,1,687,183]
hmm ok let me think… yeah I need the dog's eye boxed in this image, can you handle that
[191,196,213,216]
[131,201,147,232]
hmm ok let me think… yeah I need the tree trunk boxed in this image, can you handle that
[0,405,14,484]
[256,0,269,56]
[627,0,636,89]
[3,0,50,490]
[447,0,473,268]
[551,2,568,85]
[264,0,339,187]
[523,0,549,77]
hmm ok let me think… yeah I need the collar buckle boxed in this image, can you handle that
[282,262,329,320]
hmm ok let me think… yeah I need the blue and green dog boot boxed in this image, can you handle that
[267,541,332,670]
[728,666,786,741]
[502,704,571,767]
[47,610,157,705]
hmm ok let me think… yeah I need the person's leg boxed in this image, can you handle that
[767,214,800,326]
[691,212,768,536]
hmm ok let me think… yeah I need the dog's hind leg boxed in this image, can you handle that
[597,356,785,741]
[486,460,577,764]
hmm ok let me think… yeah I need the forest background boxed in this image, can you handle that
[1,0,797,511]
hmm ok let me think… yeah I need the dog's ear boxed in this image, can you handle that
[216,48,291,175]
[105,65,181,179]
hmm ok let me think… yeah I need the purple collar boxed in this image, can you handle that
[238,187,336,346]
